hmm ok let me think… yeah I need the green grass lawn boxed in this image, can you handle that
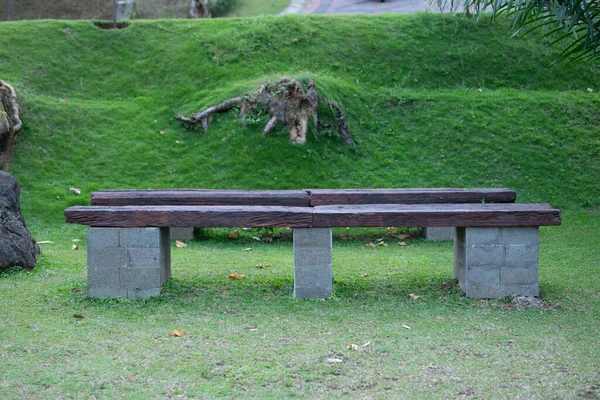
[0,13,599,398]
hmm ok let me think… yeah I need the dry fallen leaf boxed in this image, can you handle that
[171,329,184,337]
[348,343,360,350]
[175,240,187,248]
[229,273,245,280]
[407,293,420,300]
[159,130,165,135]
[227,230,240,240]
[377,241,388,247]
[362,273,369,277]
[261,237,273,243]
[72,244,79,250]
[256,264,264,269]
[325,358,343,364]
[364,242,376,248]
[73,314,85,319]
[243,248,252,252]
[398,233,411,240]
[69,187,81,196]
[398,241,409,246]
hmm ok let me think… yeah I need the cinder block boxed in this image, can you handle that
[461,284,507,299]
[126,287,162,299]
[170,227,193,241]
[465,245,505,266]
[294,266,333,287]
[88,248,127,270]
[88,227,120,249]
[464,265,500,286]
[293,228,332,248]
[294,285,332,299]
[120,228,163,248]
[120,267,162,288]
[505,245,539,266]
[503,284,539,297]
[455,227,466,246]
[425,227,454,242]
[465,227,502,246]
[127,248,162,269]
[501,227,539,245]
[87,286,128,298]
[88,267,121,287]
[294,247,332,268]
[501,265,538,285]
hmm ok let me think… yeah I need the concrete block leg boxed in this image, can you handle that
[170,227,194,241]
[425,227,455,242]
[293,228,333,299]
[87,227,171,299]
[454,227,539,298]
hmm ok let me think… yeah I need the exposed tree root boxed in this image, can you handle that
[176,78,356,146]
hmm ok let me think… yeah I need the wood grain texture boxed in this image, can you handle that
[92,190,310,207]
[65,206,314,228]
[312,203,561,227]
[307,188,517,206]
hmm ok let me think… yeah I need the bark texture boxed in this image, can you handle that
[177,78,356,146]
[0,80,22,172]
[189,0,212,18]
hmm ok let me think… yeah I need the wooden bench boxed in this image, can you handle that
[64,188,560,300]
[91,188,517,241]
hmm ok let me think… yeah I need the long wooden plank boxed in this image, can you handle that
[92,190,310,207]
[307,188,516,206]
[312,203,561,227]
[65,206,314,228]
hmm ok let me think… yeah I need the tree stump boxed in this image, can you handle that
[189,0,212,18]
[177,78,356,146]
[0,80,22,172]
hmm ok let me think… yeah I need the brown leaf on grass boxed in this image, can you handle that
[227,230,240,240]
[69,187,81,196]
[73,314,85,319]
[261,237,273,243]
[171,329,184,337]
[362,273,369,277]
[397,241,409,246]
[385,227,398,237]
[175,240,187,248]
[377,241,388,247]
[229,273,245,279]
[364,242,376,248]
[407,293,420,300]
[398,233,411,240]
[72,244,79,250]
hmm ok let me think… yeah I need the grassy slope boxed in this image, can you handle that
[0,15,598,228]
[0,15,599,398]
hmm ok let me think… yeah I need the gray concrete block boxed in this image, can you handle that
[120,228,163,248]
[465,227,502,246]
[293,228,332,248]
[126,287,162,299]
[455,227,466,246]
[88,267,121,287]
[461,284,507,299]
[170,227,193,241]
[503,284,539,297]
[127,247,162,269]
[120,267,162,288]
[505,245,539,266]
[464,265,500,286]
[294,285,332,299]
[501,227,539,245]
[501,265,538,285]
[294,247,332,269]
[425,227,454,242]
[294,266,333,287]
[87,286,128,298]
[88,248,127,270]
[465,245,505,266]
[88,227,120,249]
